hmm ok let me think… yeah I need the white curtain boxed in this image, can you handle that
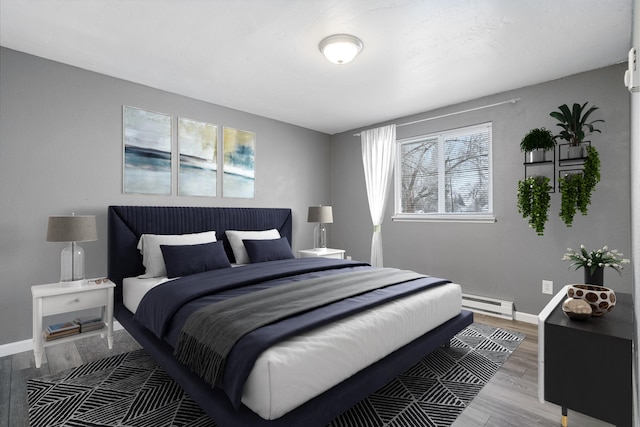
[361,124,396,267]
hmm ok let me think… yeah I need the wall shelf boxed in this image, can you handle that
[558,141,591,166]
[523,149,555,192]
[522,160,553,166]
[558,167,584,182]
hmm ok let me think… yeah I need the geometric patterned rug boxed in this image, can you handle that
[28,323,524,427]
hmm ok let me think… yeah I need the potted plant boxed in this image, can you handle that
[562,245,630,316]
[558,146,601,226]
[520,128,555,163]
[563,244,630,282]
[517,175,551,235]
[550,102,604,158]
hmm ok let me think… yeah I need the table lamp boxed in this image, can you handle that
[46,214,97,287]
[307,206,333,249]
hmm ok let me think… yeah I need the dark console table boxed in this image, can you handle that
[538,287,634,426]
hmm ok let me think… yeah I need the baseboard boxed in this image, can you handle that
[0,338,33,358]
[0,321,124,358]
[473,309,538,325]
[514,311,538,324]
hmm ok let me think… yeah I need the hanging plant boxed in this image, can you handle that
[559,173,581,227]
[578,146,601,213]
[558,146,601,226]
[517,176,551,236]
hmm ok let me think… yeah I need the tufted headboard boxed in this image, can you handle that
[107,206,292,304]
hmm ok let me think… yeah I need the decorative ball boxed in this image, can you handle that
[567,284,616,317]
[562,297,592,320]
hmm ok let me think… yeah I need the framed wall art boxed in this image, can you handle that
[223,127,255,198]
[178,117,218,197]
[123,105,172,195]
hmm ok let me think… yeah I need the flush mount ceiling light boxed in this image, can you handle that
[319,34,363,65]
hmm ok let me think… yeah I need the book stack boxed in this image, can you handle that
[44,321,80,341]
[75,316,104,333]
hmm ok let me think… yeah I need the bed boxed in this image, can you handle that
[107,205,473,427]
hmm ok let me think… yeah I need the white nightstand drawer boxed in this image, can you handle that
[317,252,344,259]
[298,248,345,259]
[41,288,108,316]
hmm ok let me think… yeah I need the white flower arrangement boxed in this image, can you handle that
[562,245,631,275]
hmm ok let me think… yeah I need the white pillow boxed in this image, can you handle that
[137,231,217,278]
[225,229,281,264]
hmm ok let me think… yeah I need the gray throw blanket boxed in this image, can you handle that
[174,267,424,388]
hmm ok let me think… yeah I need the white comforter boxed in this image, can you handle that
[124,276,461,420]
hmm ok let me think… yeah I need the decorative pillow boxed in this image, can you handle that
[160,241,231,278]
[243,237,295,263]
[225,229,281,264]
[137,231,217,277]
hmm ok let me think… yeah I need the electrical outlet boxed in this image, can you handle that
[542,280,554,295]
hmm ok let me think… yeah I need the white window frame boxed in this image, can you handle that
[393,122,495,223]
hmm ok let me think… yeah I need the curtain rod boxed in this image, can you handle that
[353,98,521,137]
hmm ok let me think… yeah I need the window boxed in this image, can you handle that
[394,122,494,223]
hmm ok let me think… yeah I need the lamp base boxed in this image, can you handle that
[60,242,86,283]
[59,279,85,288]
[314,223,327,249]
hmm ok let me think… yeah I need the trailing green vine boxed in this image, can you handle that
[517,179,532,219]
[558,146,601,227]
[559,173,581,226]
[517,176,551,236]
[579,146,600,213]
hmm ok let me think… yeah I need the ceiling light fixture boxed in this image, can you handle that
[319,34,363,65]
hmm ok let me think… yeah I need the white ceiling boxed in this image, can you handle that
[0,0,633,135]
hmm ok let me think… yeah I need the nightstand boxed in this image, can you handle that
[298,248,345,259]
[31,279,115,368]
[538,286,634,426]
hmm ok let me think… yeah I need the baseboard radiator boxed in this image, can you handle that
[462,293,514,320]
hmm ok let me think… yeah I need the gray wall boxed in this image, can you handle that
[0,47,633,346]
[0,47,332,345]
[331,64,633,316]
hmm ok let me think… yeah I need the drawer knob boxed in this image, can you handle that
[73,298,80,303]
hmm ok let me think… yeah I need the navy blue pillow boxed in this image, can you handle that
[243,237,295,263]
[160,241,231,278]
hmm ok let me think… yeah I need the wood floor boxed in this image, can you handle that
[451,314,612,427]
[0,314,613,427]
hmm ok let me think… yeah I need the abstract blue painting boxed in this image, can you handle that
[123,106,172,195]
[223,127,255,198]
[178,117,217,197]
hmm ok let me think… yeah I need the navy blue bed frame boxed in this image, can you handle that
[107,205,473,427]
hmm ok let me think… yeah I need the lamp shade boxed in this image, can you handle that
[47,215,97,242]
[319,34,363,65]
[307,206,333,224]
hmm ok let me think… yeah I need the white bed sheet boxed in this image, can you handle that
[123,276,462,420]
[123,276,174,314]
[122,265,242,313]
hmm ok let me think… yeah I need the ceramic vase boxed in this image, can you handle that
[567,284,616,317]
[583,267,604,286]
